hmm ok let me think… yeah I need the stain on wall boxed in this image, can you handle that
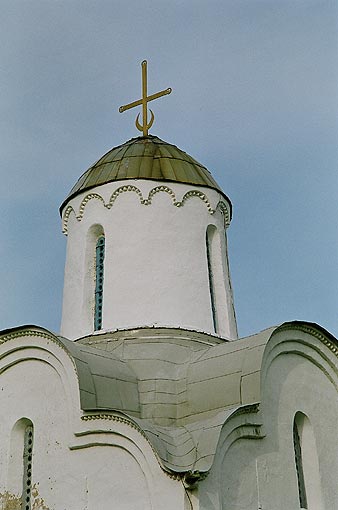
[0,485,51,510]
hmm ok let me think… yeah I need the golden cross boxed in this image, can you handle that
[119,60,172,136]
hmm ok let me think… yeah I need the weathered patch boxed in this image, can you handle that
[31,484,50,510]
[0,485,51,510]
[0,491,21,510]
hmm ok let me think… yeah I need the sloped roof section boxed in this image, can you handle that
[58,335,140,415]
[132,406,243,473]
[61,135,227,210]
[2,322,336,477]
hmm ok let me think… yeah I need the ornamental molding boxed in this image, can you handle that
[273,323,338,358]
[81,412,144,431]
[231,403,260,417]
[80,413,209,483]
[215,404,264,470]
[81,413,162,455]
[0,328,77,371]
[80,413,181,479]
[61,184,231,235]
[261,322,338,389]
[0,329,56,344]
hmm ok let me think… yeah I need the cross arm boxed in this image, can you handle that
[119,87,172,113]
[119,98,143,113]
[146,87,172,104]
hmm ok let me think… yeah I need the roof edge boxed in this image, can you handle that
[59,135,231,214]
[60,176,232,215]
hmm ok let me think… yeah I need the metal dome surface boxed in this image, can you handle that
[61,135,226,210]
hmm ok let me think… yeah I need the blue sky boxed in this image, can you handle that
[0,0,337,338]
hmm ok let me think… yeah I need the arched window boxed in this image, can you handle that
[22,423,34,510]
[293,418,307,509]
[7,419,34,509]
[293,412,323,510]
[94,235,105,330]
[206,224,227,335]
[206,227,218,333]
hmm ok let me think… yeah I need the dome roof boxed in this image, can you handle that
[61,135,228,210]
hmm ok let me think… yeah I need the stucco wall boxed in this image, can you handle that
[2,323,337,510]
[200,326,338,510]
[60,179,237,341]
[0,332,183,510]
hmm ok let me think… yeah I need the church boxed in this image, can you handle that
[0,61,337,510]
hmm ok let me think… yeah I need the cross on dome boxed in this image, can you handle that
[119,60,172,136]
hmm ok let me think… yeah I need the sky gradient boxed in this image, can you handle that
[0,0,337,338]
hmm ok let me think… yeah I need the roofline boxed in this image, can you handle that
[0,323,57,338]
[59,177,232,216]
[273,320,338,346]
[59,135,232,215]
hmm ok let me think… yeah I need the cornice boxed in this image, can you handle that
[80,412,182,480]
[274,322,338,358]
[0,327,77,371]
[61,184,231,235]
[80,413,212,485]
[0,328,57,344]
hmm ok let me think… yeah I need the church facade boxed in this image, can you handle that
[0,133,337,510]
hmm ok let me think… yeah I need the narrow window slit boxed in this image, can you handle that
[94,235,105,330]
[206,228,218,333]
[22,424,34,510]
[293,419,308,509]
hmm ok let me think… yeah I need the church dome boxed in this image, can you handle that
[61,135,226,209]
[60,133,237,341]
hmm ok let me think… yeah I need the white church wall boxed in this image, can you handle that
[259,355,336,509]
[0,344,77,508]
[75,417,186,510]
[60,179,237,341]
[0,331,185,510]
[259,327,338,510]
[198,326,338,510]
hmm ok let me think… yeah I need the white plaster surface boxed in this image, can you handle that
[0,331,183,510]
[200,324,338,510]
[60,179,237,341]
[0,322,338,510]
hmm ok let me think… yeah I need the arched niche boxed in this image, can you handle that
[7,418,34,504]
[83,224,105,331]
[206,224,227,335]
[293,412,323,510]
